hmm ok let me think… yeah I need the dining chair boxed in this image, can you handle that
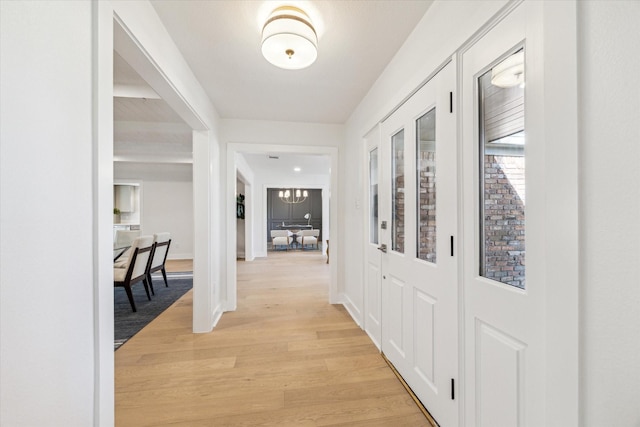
[147,232,171,292]
[114,235,154,312]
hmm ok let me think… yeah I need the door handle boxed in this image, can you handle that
[377,244,387,253]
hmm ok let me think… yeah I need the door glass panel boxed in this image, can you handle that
[369,147,379,244]
[478,49,526,289]
[416,108,436,263]
[392,129,405,253]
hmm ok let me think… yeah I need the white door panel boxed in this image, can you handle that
[365,261,381,337]
[380,61,458,427]
[475,320,526,427]
[413,289,436,388]
[387,275,407,357]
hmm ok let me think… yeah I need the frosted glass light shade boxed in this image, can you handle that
[261,6,318,70]
[491,51,525,88]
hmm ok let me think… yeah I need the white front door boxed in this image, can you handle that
[364,127,382,348]
[461,4,546,426]
[380,61,458,426]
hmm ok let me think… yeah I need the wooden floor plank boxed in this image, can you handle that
[115,251,432,426]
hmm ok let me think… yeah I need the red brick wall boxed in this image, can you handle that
[418,151,436,262]
[483,155,525,288]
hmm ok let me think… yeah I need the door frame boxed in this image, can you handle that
[225,142,340,310]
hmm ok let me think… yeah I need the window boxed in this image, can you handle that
[369,147,379,244]
[416,108,437,262]
[392,129,405,253]
[478,49,526,288]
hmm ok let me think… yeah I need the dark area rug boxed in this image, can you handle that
[114,274,192,350]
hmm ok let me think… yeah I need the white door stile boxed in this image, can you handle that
[364,126,382,349]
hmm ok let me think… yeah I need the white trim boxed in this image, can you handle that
[93,2,115,425]
[342,293,362,328]
[167,252,194,261]
[111,2,221,336]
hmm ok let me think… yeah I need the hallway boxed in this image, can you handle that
[115,251,431,426]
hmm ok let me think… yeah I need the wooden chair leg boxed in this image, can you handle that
[124,284,137,312]
[161,268,168,287]
[147,273,155,296]
[142,278,152,301]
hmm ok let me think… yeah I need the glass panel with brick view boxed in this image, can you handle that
[478,49,526,289]
[369,147,379,244]
[416,108,437,263]
[391,129,405,253]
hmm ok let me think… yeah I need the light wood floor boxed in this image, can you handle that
[115,251,431,426]
[164,258,193,273]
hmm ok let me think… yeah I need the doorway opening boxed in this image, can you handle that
[226,144,339,310]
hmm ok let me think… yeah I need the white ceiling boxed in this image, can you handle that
[114,1,433,174]
[241,152,331,176]
[150,0,433,124]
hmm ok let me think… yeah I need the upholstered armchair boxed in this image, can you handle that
[271,229,291,250]
[300,229,320,249]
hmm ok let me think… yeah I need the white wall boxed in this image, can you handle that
[115,163,194,259]
[578,2,640,425]
[0,2,96,425]
[142,180,193,259]
[236,179,245,258]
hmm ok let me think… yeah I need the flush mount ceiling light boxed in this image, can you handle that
[491,50,525,88]
[261,5,318,70]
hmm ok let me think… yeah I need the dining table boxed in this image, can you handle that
[277,224,312,249]
[113,245,130,262]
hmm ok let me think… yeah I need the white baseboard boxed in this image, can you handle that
[167,253,192,260]
[341,293,363,329]
[211,303,224,328]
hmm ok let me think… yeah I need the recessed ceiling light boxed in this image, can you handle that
[294,167,301,172]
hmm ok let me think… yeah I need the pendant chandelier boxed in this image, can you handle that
[279,189,308,204]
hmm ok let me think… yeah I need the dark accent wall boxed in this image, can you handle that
[267,188,322,240]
